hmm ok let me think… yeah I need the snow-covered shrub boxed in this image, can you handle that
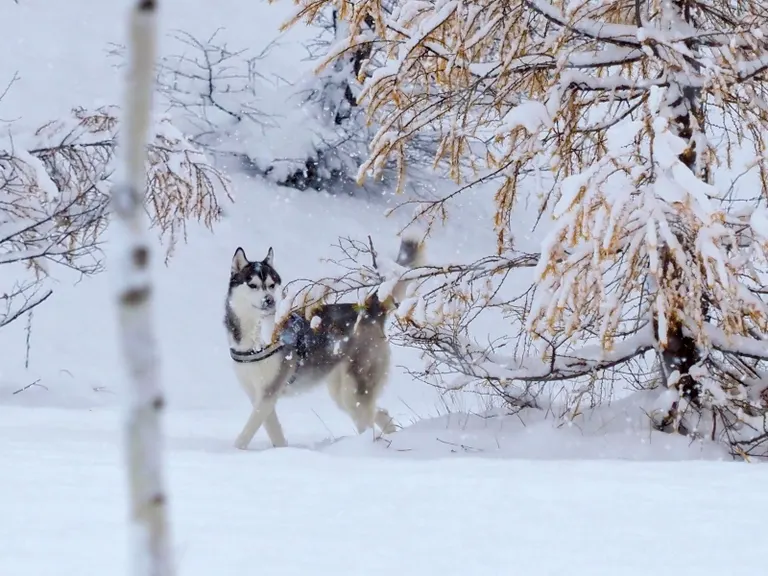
[142,19,374,194]
[281,0,768,457]
[1,103,230,330]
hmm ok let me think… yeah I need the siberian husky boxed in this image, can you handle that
[224,237,424,450]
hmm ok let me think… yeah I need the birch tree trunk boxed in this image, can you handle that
[112,1,174,575]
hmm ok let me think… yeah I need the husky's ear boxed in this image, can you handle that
[264,246,274,267]
[231,247,249,274]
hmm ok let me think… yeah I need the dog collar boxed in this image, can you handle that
[229,342,284,363]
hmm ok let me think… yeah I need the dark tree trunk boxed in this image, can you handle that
[655,0,708,426]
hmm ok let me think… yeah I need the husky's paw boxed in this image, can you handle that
[375,408,398,435]
[380,421,398,435]
[233,436,251,450]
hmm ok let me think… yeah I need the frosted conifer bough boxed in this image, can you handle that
[111,1,174,576]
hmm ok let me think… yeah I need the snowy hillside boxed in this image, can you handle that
[2,1,767,575]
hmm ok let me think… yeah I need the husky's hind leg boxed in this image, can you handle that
[327,364,375,434]
[348,341,397,435]
[349,393,377,435]
[348,391,397,435]
[328,361,397,436]
[346,366,391,435]
[346,391,397,435]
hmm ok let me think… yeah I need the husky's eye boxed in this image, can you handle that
[248,282,262,290]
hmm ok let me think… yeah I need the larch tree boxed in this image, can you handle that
[280,0,768,457]
[112,1,174,574]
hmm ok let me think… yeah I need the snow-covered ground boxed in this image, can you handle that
[5,405,767,576]
[2,1,767,574]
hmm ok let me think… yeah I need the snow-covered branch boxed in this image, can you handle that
[0,100,230,330]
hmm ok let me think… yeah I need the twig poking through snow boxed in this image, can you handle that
[12,379,46,395]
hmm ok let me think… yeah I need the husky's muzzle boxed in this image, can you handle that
[261,294,276,310]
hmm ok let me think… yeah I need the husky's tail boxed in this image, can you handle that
[364,233,425,321]
[391,234,425,303]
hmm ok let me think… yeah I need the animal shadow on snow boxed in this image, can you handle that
[168,432,356,454]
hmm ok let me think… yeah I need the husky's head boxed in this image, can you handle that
[228,246,282,316]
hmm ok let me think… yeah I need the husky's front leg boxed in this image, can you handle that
[234,397,279,450]
[234,363,294,450]
[263,410,287,448]
[238,392,287,448]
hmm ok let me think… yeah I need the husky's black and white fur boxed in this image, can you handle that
[224,238,423,450]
